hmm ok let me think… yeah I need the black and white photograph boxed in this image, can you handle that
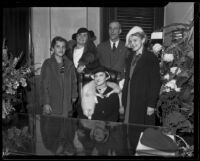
[2,1,199,159]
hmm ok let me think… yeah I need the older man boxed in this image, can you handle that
[97,21,129,81]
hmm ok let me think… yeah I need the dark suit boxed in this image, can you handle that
[122,48,161,125]
[97,40,129,78]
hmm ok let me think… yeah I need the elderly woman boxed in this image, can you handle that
[122,26,161,125]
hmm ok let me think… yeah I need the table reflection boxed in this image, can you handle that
[3,113,177,156]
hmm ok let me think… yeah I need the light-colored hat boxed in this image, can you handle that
[125,26,144,47]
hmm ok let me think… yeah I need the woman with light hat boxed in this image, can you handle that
[122,26,161,125]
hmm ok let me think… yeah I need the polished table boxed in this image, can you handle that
[2,113,179,156]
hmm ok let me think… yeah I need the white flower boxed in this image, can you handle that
[163,73,170,80]
[6,88,16,95]
[163,53,174,62]
[165,79,177,90]
[175,87,181,92]
[170,67,181,75]
[152,43,162,53]
[3,49,7,55]
[165,88,171,92]
[12,57,19,67]
[165,79,181,92]
[13,81,19,89]
[20,78,27,87]
[6,82,12,88]
[26,68,31,73]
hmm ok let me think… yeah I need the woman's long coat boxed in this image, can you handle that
[40,55,78,117]
[122,48,161,125]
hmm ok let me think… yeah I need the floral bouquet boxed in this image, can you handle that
[2,38,34,119]
[152,21,194,135]
[2,126,32,156]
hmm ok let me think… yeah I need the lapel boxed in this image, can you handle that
[106,40,112,51]
[63,56,71,74]
[114,40,124,59]
[117,40,124,52]
[126,51,134,78]
[132,48,148,75]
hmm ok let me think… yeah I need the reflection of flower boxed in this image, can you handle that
[3,126,32,154]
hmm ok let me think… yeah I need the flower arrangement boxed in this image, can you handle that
[152,21,194,156]
[2,126,32,156]
[2,38,34,119]
[153,21,194,134]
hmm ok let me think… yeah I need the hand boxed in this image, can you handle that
[43,104,52,115]
[105,89,121,98]
[118,79,125,90]
[87,109,94,119]
[72,97,77,103]
[77,65,85,73]
[147,106,155,116]
[96,93,104,99]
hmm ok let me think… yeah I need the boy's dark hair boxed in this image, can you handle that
[50,36,68,49]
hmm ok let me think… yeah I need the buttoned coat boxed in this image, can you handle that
[122,48,161,125]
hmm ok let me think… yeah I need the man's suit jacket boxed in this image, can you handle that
[97,40,129,78]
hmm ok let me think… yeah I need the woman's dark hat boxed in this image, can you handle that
[72,27,89,40]
[92,66,107,75]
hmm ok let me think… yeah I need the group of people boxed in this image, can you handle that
[40,20,161,126]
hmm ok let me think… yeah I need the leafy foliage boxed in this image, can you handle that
[154,21,194,135]
[2,126,32,155]
[2,38,36,119]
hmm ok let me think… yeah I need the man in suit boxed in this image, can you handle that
[97,21,129,81]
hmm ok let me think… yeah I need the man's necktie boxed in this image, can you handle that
[113,43,116,51]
